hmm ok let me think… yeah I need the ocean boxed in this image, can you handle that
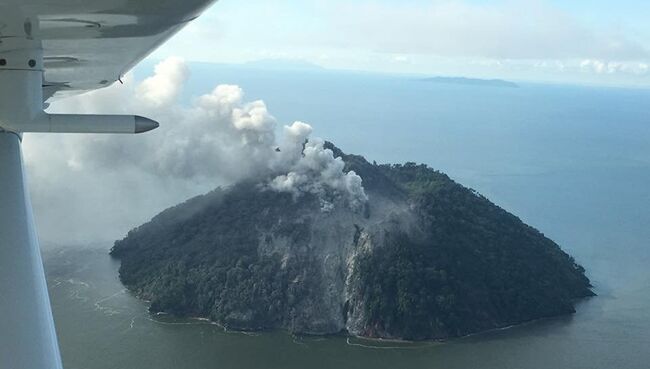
[45,65,650,369]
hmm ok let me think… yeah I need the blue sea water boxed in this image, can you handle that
[48,64,650,368]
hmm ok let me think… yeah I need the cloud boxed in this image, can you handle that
[145,0,650,86]
[580,59,649,75]
[330,0,648,62]
[24,58,366,245]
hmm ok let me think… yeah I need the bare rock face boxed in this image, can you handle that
[111,143,594,341]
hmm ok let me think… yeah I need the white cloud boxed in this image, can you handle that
[329,1,648,62]
[392,55,410,63]
[147,0,650,86]
[580,59,650,75]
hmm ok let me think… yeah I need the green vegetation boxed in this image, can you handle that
[349,164,592,340]
[111,143,593,340]
[111,183,322,330]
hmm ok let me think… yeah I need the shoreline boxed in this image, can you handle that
[143,299,593,346]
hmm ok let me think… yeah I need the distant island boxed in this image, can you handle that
[420,76,519,88]
[111,143,592,341]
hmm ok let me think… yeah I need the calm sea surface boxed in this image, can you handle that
[45,66,650,369]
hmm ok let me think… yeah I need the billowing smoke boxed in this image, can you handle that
[23,57,366,245]
[269,138,367,212]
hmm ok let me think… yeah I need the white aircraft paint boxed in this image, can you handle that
[0,1,217,367]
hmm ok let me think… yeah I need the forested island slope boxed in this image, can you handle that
[111,143,593,340]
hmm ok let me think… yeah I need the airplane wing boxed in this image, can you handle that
[1,0,218,100]
[0,2,217,368]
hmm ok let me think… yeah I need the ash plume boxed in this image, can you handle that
[269,138,367,212]
[23,58,367,245]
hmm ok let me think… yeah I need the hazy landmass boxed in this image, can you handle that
[420,76,519,88]
[110,142,593,341]
[241,59,325,71]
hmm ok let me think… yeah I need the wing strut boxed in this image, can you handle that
[0,132,63,369]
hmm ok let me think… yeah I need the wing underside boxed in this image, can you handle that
[0,0,217,100]
[0,2,217,368]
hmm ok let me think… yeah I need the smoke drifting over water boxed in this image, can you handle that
[24,58,366,245]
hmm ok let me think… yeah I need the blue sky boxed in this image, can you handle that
[151,0,650,86]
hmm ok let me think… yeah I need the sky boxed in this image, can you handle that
[150,0,650,87]
[24,0,650,245]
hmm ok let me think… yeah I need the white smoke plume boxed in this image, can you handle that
[23,57,366,245]
[270,138,367,212]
